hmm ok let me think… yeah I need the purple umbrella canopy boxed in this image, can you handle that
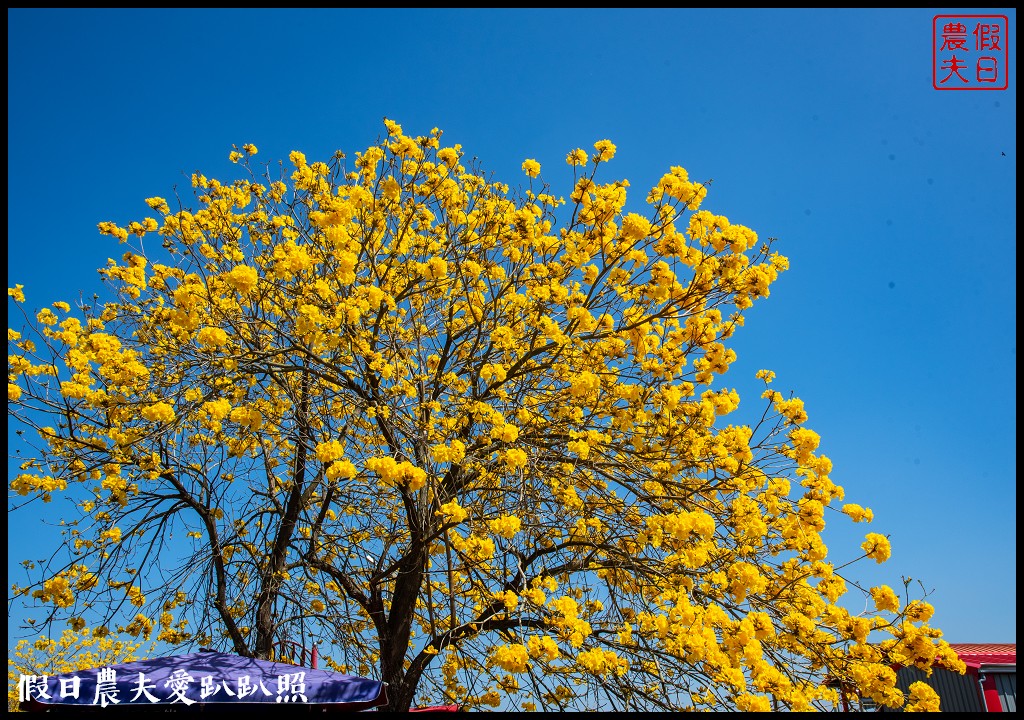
[17,648,389,711]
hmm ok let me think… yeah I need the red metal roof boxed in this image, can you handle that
[950,643,1016,667]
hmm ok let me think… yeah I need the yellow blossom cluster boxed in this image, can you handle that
[490,643,530,673]
[527,634,560,662]
[862,533,893,563]
[438,500,469,524]
[365,456,427,491]
[576,647,628,676]
[487,514,521,539]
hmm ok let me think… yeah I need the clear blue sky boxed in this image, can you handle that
[8,8,1016,652]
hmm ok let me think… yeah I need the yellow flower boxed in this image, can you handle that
[775,397,808,424]
[488,514,522,539]
[125,613,153,638]
[736,694,773,712]
[203,398,232,420]
[316,440,346,463]
[141,402,176,424]
[862,533,892,563]
[97,221,129,242]
[521,159,541,178]
[522,588,546,606]
[503,448,528,470]
[126,585,146,608]
[527,634,559,661]
[566,148,588,166]
[904,600,934,623]
[381,177,400,202]
[431,440,466,463]
[592,139,617,162]
[196,326,228,348]
[577,648,626,676]
[480,691,501,708]
[8,284,26,302]
[438,147,460,167]
[229,406,263,431]
[33,575,75,607]
[424,256,448,280]
[621,213,651,241]
[226,265,259,295]
[495,590,518,610]
[438,500,469,524]
[326,459,357,480]
[842,503,874,523]
[145,196,171,214]
[491,643,530,673]
[905,681,940,712]
[491,423,519,443]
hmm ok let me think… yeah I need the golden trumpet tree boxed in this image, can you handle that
[7,120,960,711]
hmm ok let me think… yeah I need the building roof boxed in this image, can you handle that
[950,643,1016,668]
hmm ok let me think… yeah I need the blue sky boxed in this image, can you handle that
[8,8,1016,653]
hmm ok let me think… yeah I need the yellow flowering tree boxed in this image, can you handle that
[8,121,958,711]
